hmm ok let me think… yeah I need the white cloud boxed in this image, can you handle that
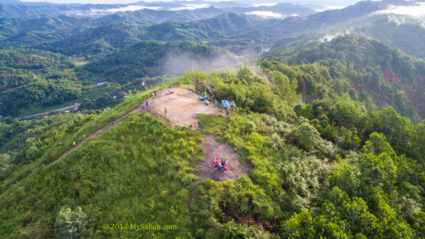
[170,4,210,11]
[105,5,160,13]
[315,5,346,12]
[21,0,142,3]
[245,11,283,19]
[374,3,425,18]
[253,3,278,7]
[62,5,161,16]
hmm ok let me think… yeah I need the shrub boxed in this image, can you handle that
[54,207,88,239]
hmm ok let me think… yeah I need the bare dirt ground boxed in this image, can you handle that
[52,87,248,181]
[146,87,224,129]
[196,135,249,182]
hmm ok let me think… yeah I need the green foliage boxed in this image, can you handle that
[197,111,333,223]
[187,70,296,121]
[284,208,349,239]
[0,113,88,166]
[0,78,82,116]
[54,207,88,239]
[0,113,203,238]
[266,35,425,121]
[192,176,281,238]
[290,122,321,151]
[0,48,73,91]
[0,153,10,173]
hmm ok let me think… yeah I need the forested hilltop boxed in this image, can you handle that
[265,35,425,122]
[1,64,425,238]
[2,0,425,238]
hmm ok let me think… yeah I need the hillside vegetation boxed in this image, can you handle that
[1,66,424,238]
[265,35,425,122]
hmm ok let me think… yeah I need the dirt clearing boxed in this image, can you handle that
[196,135,249,182]
[146,87,224,129]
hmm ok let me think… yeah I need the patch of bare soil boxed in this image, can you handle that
[146,87,224,129]
[196,135,249,182]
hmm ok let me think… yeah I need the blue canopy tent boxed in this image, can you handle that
[221,100,231,109]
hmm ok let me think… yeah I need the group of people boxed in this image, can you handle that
[213,154,228,171]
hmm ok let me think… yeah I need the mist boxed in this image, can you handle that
[161,49,260,76]
[245,11,284,19]
[375,2,425,18]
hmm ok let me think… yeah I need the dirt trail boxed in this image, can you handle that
[49,104,147,167]
[50,87,248,181]
[196,135,248,182]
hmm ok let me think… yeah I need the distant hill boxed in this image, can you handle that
[4,0,425,61]
[90,8,228,26]
[139,12,258,42]
[0,16,91,48]
[353,14,425,59]
[0,2,122,19]
[32,13,261,57]
[37,23,144,56]
[0,1,315,19]
[265,35,425,121]
[81,40,233,83]
[261,1,425,59]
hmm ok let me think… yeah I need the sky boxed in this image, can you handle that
[19,0,363,7]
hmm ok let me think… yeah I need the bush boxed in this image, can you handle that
[291,122,321,151]
[54,207,88,239]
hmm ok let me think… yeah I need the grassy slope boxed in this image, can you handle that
[1,113,204,238]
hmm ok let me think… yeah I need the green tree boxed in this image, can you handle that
[291,122,321,151]
[54,207,88,239]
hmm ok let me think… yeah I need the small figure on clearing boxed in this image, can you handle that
[213,154,228,171]
[218,162,223,171]
[213,155,220,167]
[221,156,227,171]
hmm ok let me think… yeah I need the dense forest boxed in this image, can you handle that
[265,35,425,122]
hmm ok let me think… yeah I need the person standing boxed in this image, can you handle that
[145,100,149,107]
[154,90,157,96]
[164,107,167,118]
